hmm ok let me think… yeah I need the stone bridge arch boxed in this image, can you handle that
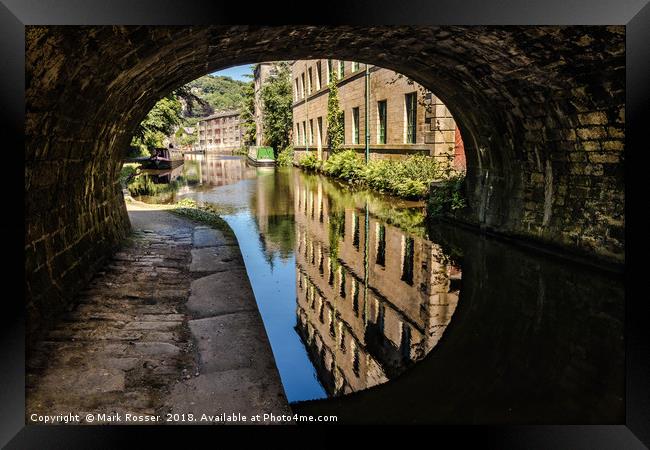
[25,25,625,339]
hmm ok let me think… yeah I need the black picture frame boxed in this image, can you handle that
[6,0,647,447]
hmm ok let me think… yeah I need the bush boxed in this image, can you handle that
[322,150,364,182]
[298,152,321,171]
[427,175,467,217]
[276,146,294,167]
[127,174,185,197]
[119,163,140,188]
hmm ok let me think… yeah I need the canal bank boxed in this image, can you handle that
[26,200,291,424]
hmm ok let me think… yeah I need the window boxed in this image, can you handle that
[327,59,334,84]
[376,223,386,266]
[341,112,345,144]
[377,100,387,144]
[317,117,323,149]
[307,67,313,94]
[309,119,314,145]
[401,236,415,285]
[339,60,345,78]
[316,61,322,90]
[296,123,300,145]
[302,121,307,145]
[352,61,360,71]
[301,73,306,98]
[352,107,360,145]
[405,92,417,143]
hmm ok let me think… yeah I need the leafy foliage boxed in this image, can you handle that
[326,72,344,153]
[426,175,467,217]
[322,150,364,182]
[276,145,294,167]
[130,95,183,156]
[261,62,293,155]
[297,152,321,171]
[298,150,464,201]
[186,74,249,113]
[239,79,257,146]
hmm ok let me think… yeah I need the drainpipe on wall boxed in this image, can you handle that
[364,64,370,165]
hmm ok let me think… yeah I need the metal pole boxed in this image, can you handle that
[365,64,370,165]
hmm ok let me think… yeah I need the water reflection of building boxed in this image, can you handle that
[185,154,256,187]
[250,168,296,263]
[293,174,460,396]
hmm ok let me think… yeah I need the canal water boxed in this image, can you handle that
[134,153,624,422]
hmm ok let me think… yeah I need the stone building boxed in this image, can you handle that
[197,109,243,152]
[291,60,465,167]
[292,171,460,396]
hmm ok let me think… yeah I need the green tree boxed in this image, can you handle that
[186,74,248,113]
[130,94,183,156]
[261,62,293,155]
[327,72,344,153]
[239,76,256,147]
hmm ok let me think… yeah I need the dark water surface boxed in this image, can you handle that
[148,154,623,421]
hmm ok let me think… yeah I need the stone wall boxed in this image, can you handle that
[25,25,625,343]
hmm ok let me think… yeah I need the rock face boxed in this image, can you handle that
[25,26,625,343]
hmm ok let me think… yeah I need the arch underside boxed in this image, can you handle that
[25,25,625,341]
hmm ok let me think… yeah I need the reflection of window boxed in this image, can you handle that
[377,303,385,334]
[352,279,359,316]
[339,325,346,351]
[401,237,415,285]
[352,343,360,377]
[353,213,360,250]
[376,223,386,266]
[339,268,346,298]
[319,300,324,323]
[329,309,335,336]
[400,322,411,360]
[319,251,324,275]
[328,258,335,286]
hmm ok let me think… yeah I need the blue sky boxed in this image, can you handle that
[210,64,255,81]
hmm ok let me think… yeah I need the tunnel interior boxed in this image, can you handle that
[25,25,625,343]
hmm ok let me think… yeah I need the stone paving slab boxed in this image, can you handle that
[165,368,292,424]
[189,246,244,272]
[193,226,229,248]
[186,270,257,318]
[188,312,279,374]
